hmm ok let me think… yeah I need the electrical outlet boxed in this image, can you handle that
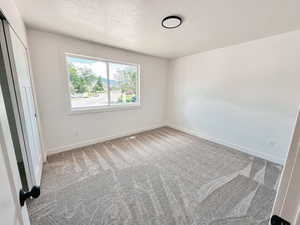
[268,140,276,147]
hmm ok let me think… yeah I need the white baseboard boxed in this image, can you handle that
[167,124,285,165]
[47,124,166,156]
[47,122,284,165]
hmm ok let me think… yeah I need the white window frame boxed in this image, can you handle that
[65,53,141,114]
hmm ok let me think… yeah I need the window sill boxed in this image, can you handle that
[69,104,141,115]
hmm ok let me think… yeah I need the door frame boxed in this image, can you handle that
[0,15,31,224]
[271,109,300,224]
[0,11,45,187]
[0,16,33,189]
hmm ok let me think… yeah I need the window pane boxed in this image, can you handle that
[109,63,138,105]
[67,56,108,108]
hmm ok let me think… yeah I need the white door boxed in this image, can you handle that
[6,25,43,187]
[0,83,30,225]
[272,110,300,224]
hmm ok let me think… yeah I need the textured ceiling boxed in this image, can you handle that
[15,0,300,58]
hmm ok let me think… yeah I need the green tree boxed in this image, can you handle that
[93,76,104,92]
[77,66,97,95]
[69,64,99,96]
[115,67,137,103]
[68,63,87,94]
[116,68,137,94]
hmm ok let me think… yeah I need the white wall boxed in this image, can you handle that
[27,29,168,154]
[167,30,300,164]
[27,27,300,164]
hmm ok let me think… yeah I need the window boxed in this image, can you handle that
[66,54,140,112]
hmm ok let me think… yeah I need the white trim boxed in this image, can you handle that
[26,43,47,163]
[65,52,140,67]
[47,124,166,155]
[271,110,300,220]
[69,104,142,115]
[106,59,111,106]
[167,124,285,165]
[35,161,42,186]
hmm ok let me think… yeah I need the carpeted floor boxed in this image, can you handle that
[28,127,282,225]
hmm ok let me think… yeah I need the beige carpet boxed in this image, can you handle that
[28,127,282,225]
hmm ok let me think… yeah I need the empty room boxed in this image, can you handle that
[1,1,300,225]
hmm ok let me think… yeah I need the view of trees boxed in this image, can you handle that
[114,67,137,103]
[68,61,137,104]
[68,63,104,96]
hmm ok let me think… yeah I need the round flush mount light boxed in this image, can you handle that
[162,15,182,29]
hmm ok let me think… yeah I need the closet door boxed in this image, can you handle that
[0,19,31,225]
[6,24,43,186]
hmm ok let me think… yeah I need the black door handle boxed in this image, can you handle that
[271,215,290,225]
[19,186,40,206]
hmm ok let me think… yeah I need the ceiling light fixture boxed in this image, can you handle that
[162,15,182,29]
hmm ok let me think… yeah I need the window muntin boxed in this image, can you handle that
[66,54,140,111]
